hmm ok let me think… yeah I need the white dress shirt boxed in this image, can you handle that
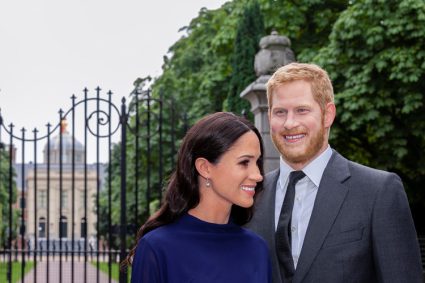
[274,146,332,268]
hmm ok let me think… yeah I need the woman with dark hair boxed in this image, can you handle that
[128,112,271,283]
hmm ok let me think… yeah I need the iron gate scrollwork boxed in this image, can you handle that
[0,87,183,283]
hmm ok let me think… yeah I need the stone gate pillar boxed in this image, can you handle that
[240,31,295,172]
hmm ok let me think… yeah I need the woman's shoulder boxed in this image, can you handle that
[142,224,174,243]
[239,227,268,249]
[134,225,176,259]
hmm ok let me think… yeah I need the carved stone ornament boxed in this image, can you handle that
[254,30,295,76]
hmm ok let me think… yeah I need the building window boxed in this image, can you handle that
[80,190,86,209]
[60,216,67,238]
[38,191,47,208]
[39,217,46,238]
[81,217,87,238]
[61,191,68,209]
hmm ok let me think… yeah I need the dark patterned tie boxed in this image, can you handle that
[276,170,305,282]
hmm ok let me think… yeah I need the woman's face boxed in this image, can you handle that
[207,131,263,209]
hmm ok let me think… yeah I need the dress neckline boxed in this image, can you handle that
[178,213,240,233]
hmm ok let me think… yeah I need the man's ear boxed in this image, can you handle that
[324,102,336,128]
[195,157,211,179]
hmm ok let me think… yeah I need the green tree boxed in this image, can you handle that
[225,1,265,116]
[0,143,18,248]
[259,0,348,62]
[149,0,347,121]
[150,2,243,122]
[314,0,425,231]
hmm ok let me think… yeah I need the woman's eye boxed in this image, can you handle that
[239,160,249,166]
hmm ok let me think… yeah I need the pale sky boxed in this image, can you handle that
[0,0,228,162]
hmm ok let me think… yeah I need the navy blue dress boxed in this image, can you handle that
[131,213,272,283]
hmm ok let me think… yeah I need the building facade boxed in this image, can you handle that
[23,126,99,242]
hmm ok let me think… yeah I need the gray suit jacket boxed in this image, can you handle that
[246,150,423,283]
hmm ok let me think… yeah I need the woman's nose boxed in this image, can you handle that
[252,167,263,182]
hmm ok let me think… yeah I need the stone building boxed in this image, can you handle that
[23,124,99,243]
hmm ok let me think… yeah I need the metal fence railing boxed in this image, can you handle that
[0,87,186,283]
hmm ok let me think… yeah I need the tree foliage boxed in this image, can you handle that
[0,143,18,248]
[225,1,265,115]
[150,2,243,122]
[259,0,349,62]
[150,0,348,119]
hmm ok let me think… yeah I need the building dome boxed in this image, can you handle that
[43,120,85,164]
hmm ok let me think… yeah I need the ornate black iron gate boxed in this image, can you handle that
[0,87,184,283]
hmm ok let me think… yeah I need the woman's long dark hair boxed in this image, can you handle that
[124,112,264,266]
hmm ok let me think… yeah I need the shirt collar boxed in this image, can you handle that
[279,145,333,188]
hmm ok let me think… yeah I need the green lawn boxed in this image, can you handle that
[91,261,131,283]
[0,261,34,283]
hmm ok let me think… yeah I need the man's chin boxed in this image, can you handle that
[282,154,308,165]
[281,148,308,163]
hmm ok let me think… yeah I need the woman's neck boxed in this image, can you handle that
[188,204,231,224]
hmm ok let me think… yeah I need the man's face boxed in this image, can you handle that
[269,80,334,170]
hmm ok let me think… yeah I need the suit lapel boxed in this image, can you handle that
[294,151,350,283]
[258,169,280,247]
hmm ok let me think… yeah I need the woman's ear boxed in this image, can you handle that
[195,157,210,179]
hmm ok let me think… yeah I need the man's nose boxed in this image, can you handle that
[283,112,298,129]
